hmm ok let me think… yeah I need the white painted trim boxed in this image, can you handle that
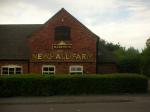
[0,67,2,75]
[42,65,55,74]
[69,65,83,74]
[1,65,23,75]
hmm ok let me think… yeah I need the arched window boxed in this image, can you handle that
[1,65,22,75]
[55,26,71,40]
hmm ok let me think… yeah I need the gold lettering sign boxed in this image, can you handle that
[31,52,93,62]
[52,41,72,49]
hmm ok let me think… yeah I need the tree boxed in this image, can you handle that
[115,47,141,73]
[98,39,121,52]
[146,37,150,47]
[98,38,141,73]
[141,38,150,77]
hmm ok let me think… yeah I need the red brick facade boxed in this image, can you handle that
[0,8,118,75]
[28,9,97,74]
[29,62,96,74]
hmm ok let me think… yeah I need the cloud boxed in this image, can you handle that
[82,0,150,50]
[0,1,53,24]
[0,0,150,51]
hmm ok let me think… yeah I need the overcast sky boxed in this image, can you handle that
[0,0,150,51]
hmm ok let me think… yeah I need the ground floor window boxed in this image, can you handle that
[42,65,55,74]
[69,65,83,74]
[1,65,22,75]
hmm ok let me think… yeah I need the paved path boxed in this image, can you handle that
[0,95,150,112]
[0,80,149,112]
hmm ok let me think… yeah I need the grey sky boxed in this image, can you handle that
[0,0,150,51]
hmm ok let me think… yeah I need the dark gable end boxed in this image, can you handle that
[0,24,42,60]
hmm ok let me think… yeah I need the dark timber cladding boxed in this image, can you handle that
[0,8,117,75]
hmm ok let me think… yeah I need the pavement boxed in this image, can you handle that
[0,80,150,112]
[0,94,150,112]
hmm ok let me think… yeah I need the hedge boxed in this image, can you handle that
[0,74,148,97]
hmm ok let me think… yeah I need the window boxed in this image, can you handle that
[69,66,83,74]
[2,67,8,74]
[55,26,70,40]
[9,68,15,74]
[1,65,22,75]
[42,65,55,75]
[16,68,22,74]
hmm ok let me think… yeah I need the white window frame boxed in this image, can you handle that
[1,65,23,75]
[69,65,83,74]
[42,65,55,75]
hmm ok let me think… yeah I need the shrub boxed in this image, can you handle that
[0,74,148,97]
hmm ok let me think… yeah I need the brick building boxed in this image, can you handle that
[0,8,117,75]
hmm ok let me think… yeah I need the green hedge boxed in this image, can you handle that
[0,74,148,97]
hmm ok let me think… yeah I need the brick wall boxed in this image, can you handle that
[28,9,97,74]
[29,62,96,74]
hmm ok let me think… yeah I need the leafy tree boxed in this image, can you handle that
[98,39,121,52]
[141,37,150,77]
[105,42,121,51]
[113,47,126,60]
[146,37,150,47]
[98,38,141,73]
[115,47,141,73]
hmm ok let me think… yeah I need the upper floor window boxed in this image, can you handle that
[55,26,71,40]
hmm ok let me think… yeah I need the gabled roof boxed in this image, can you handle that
[0,8,116,63]
[45,8,99,40]
[0,24,42,60]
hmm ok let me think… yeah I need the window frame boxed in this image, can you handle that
[69,65,83,74]
[42,65,55,75]
[1,65,23,75]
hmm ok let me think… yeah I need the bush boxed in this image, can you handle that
[0,74,148,97]
[118,57,141,73]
